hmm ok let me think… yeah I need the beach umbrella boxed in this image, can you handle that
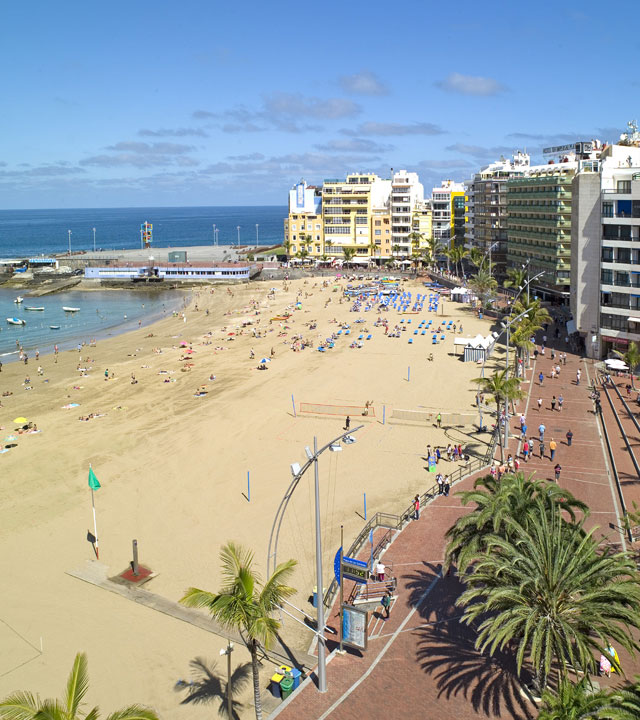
[13,417,28,424]
[88,465,101,559]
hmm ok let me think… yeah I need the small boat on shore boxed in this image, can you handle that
[49,325,61,330]
[14,297,23,303]
[63,306,80,312]
[25,306,45,311]
[7,318,26,325]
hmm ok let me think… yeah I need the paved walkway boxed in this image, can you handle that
[270,328,639,720]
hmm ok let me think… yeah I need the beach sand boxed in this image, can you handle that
[0,276,498,717]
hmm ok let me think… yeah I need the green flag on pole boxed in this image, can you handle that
[88,467,101,490]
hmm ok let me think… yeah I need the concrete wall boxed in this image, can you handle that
[571,172,601,357]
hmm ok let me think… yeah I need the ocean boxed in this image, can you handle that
[0,205,287,258]
[0,205,286,362]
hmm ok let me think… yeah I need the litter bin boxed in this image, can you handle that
[289,668,302,689]
[270,673,284,698]
[280,676,294,699]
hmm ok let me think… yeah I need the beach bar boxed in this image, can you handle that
[84,261,252,282]
[454,333,496,362]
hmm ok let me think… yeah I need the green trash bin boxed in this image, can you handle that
[280,676,294,700]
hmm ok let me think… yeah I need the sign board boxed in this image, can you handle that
[342,557,368,584]
[341,604,368,650]
[296,182,305,208]
[543,143,574,154]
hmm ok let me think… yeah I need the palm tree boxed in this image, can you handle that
[607,676,640,719]
[444,472,588,575]
[180,542,297,720]
[457,498,640,694]
[615,341,640,390]
[503,266,528,292]
[0,652,158,720]
[468,268,498,310]
[448,245,469,278]
[408,231,423,253]
[282,240,291,259]
[538,677,616,720]
[425,237,444,268]
[342,246,356,265]
[472,369,524,461]
[469,247,484,269]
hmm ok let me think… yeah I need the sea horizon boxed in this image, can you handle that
[0,205,288,258]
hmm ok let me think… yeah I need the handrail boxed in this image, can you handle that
[599,379,633,543]
[322,427,499,608]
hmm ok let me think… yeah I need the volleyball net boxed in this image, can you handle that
[299,402,376,418]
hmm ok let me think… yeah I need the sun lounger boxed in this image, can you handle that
[366,334,372,340]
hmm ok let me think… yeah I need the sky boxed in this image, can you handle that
[1,0,638,209]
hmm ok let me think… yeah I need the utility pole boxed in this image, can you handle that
[313,436,327,692]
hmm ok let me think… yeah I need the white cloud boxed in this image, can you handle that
[263,92,361,120]
[436,73,506,96]
[138,127,209,138]
[314,138,394,153]
[342,121,445,137]
[446,142,514,159]
[339,71,389,96]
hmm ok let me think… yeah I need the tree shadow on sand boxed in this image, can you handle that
[404,563,536,720]
[175,656,251,719]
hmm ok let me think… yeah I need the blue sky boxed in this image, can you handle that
[1,0,636,209]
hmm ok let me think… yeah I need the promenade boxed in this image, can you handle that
[271,329,638,720]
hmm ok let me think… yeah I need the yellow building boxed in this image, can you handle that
[371,209,392,260]
[411,201,433,251]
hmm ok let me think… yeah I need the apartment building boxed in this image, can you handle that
[431,180,465,248]
[283,180,323,258]
[571,137,640,357]
[390,170,424,257]
[465,152,529,281]
[412,200,433,252]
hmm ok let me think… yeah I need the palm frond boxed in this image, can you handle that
[0,691,42,720]
[104,706,160,720]
[65,652,90,718]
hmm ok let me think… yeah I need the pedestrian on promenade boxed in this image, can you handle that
[550,438,557,461]
[551,348,556,360]
[539,423,546,441]
[551,396,557,411]
[437,474,444,494]
[376,561,385,582]
[562,352,567,365]
[540,440,546,459]
[558,394,564,412]
[539,371,544,386]
[521,423,527,440]
[537,398,543,411]
[576,369,581,385]
[344,415,350,431]
[529,437,536,457]
[443,476,450,496]
[436,412,442,428]
[435,447,441,464]
[551,367,556,380]
[523,440,529,462]
[413,494,420,520]
[381,590,392,620]
[556,363,561,377]
[554,463,562,482]
[566,429,573,446]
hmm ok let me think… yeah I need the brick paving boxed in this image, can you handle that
[271,328,640,720]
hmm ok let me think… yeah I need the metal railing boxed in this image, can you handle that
[322,428,499,609]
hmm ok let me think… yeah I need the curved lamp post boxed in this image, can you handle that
[266,424,363,694]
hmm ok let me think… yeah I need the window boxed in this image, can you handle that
[618,247,631,264]
[601,268,613,284]
[602,202,614,218]
[617,180,632,193]
[291,224,297,230]
[600,313,629,331]
[375,230,381,236]
[375,220,381,226]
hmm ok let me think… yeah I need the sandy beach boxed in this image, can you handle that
[0,275,498,717]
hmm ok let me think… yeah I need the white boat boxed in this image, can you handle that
[7,318,26,325]
[25,306,45,311]
[62,306,80,312]
[14,297,23,303]
[49,325,61,330]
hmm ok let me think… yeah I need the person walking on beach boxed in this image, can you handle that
[550,439,557,461]
[537,398,543,411]
[554,463,562,482]
[344,415,350,431]
[413,494,420,520]
[566,429,573,446]
[539,371,544,387]
[436,412,442,428]
[576,368,581,385]
[435,447,441,464]
[558,394,564,412]
[381,590,392,620]
[521,423,527,440]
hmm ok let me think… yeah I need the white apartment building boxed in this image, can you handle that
[431,180,465,246]
[390,170,424,256]
[570,135,640,357]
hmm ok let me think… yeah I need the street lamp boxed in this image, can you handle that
[267,425,363,694]
[501,307,531,451]
[213,224,217,246]
[92,227,96,252]
[68,229,72,255]
[236,225,241,246]
[256,223,259,245]
[219,641,234,718]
